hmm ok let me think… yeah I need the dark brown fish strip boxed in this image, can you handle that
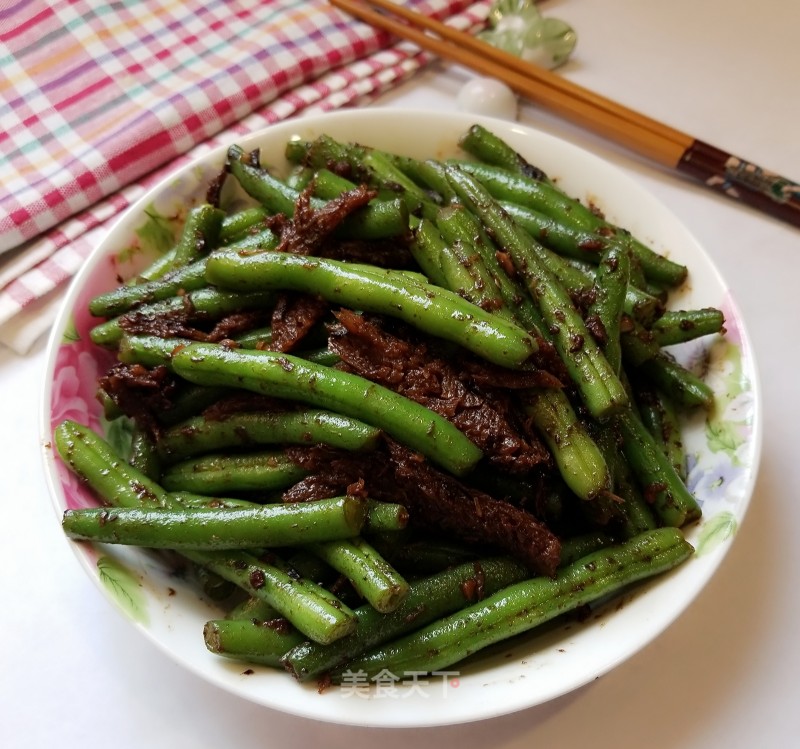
[276,182,377,256]
[283,443,561,577]
[267,293,330,352]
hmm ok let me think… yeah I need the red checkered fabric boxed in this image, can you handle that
[0,0,491,338]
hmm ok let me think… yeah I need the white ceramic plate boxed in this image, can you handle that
[40,109,761,727]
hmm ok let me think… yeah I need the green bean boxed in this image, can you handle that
[223,226,281,253]
[445,164,628,419]
[363,500,409,533]
[55,419,357,644]
[427,205,546,335]
[130,247,179,285]
[587,244,631,375]
[616,408,701,527]
[284,549,336,585]
[635,385,688,481]
[181,548,357,645]
[407,217,448,287]
[119,332,337,372]
[657,392,687,481]
[159,450,307,495]
[622,323,715,410]
[205,250,538,369]
[170,204,225,269]
[97,388,123,421]
[137,206,268,283]
[117,334,184,368]
[557,531,616,567]
[650,307,726,347]
[88,259,209,319]
[285,135,438,219]
[194,565,238,601]
[389,155,458,204]
[309,167,397,204]
[452,160,688,287]
[418,214,504,319]
[128,203,223,286]
[285,164,315,191]
[61,495,368,550]
[498,209,662,327]
[330,527,693,680]
[227,145,328,219]
[169,343,482,475]
[293,347,341,367]
[362,148,440,220]
[284,557,528,681]
[155,409,382,463]
[367,533,478,575]
[54,419,169,509]
[307,167,363,200]
[412,196,609,502]
[305,537,409,614]
[170,492,409,536]
[524,389,611,500]
[594,427,658,538]
[226,144,410,241]
[128,425,160,481]
[169,491,256,510]
[218,206,270,244]
[89,287,275,347]
[499,201,609,263]
[231,326,274,349]
[157,383,232,427]
[226,596,280,622]
[458,122,550,182]
[434,205,519,322]
[204,618,305,667]
[284,133,360,171]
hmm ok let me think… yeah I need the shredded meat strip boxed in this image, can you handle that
[118,300,267,342]
[266,293,330,352]
[275,182,377,256]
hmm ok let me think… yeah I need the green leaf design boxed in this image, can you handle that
[61,314,80,344]
[97,555,149,624]
[720,339,747,399]
[696,511,738,556]
[136,205,180,256]
[705,418,744,456]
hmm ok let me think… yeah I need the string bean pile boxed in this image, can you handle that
[55,123,724,687]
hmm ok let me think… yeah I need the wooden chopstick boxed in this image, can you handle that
[346,0,691,156]
[329,0,800,228]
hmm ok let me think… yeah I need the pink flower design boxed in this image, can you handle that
[57,459,97,511]
[50,340,115,510]
[51,342,111,433]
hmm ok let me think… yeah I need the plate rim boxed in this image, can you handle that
[39,107,764,727]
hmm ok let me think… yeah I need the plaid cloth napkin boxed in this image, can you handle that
[0,0,492,353]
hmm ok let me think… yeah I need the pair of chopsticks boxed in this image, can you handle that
[329,0,800,229]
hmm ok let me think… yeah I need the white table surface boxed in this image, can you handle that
[3,1,799,746]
